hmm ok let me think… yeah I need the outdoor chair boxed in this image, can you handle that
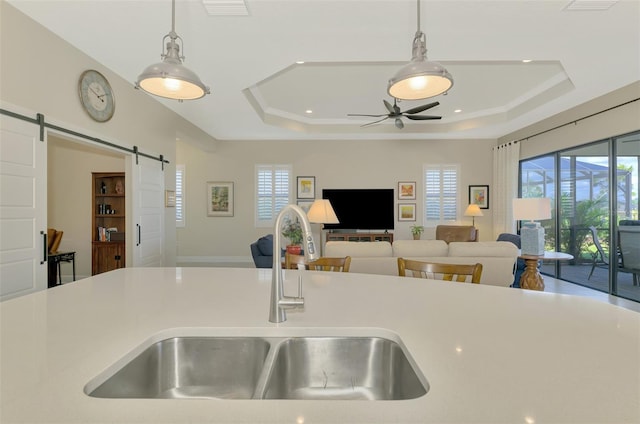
[588,226,610,279]
[618,226,640,286]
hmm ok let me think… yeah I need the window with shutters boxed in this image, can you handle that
[256,164,292,227]
[424,164,459,224]
[176,164,185,228]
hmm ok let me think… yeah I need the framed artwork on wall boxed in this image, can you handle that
[207,181,234,217]
[398,181,416,200]
[165,190,176,207]
[469,185,489,209]
[297,176,315,199]
[296,199,314,214]
[398,203,416,221]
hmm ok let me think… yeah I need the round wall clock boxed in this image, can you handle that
[78,70,115,122]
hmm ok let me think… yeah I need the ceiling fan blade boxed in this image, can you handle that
[383,99,395,114]
[403,101,440,115]
[394,118,404,129]
[348,113,388,117]
[405,115,442,121]
[361,116,390,127]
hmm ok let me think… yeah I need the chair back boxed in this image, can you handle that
[285,254,352,272]
[589,226,609,265]
[435,225,478,243]
[284,253,307,270]
[308,256,351,272]
[618,226,640,271]
[397,258,483,283]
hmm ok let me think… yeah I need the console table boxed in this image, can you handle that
[325,232,393,243]
[48,251,76,288]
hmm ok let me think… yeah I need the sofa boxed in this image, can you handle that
[324,239,519,287]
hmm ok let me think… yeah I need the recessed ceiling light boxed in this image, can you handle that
[305,110,313,114]
[454,109,462,113]
[522,59,533,63]
[202,0,249,16]
[564,0,619,11]
[296,61,305,64]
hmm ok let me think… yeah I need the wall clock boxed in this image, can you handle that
[78,70,115,122]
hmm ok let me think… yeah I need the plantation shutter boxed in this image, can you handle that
[424,164,459,224]
[256,164,292,227]
[176,164,185,227]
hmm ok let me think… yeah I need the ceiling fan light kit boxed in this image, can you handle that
[135,0,210,100]
[387,0,453,100]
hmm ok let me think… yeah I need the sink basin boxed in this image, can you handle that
[261,337,427,400]
[86,333,428,400]
[86,337,270,399]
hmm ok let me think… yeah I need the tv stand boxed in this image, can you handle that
[326,232,393,243]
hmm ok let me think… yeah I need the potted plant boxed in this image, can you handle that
[281,216,303,254]
[410,225,424,240]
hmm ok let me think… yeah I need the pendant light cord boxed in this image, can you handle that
[171,0,176,34]
[416,0,421,33]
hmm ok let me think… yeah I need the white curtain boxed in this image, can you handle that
[492,141,520,238]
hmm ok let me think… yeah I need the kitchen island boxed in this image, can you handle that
[1,267,639,423]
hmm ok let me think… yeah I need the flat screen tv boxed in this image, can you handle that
[322,189,394,231]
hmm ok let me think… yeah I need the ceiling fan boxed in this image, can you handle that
[348,99,441,129]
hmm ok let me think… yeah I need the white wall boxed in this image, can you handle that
[177,137,496,264]
[1,2,219,267]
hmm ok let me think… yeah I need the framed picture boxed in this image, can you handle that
[469,185,489,209]
[297,199,314,214]
[207,181,234,217]
[165,190,176,207]
[297,176,315,199]
[398,203,416,221]
[398,181,416,200]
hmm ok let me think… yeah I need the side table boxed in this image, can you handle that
[519,251,573,291]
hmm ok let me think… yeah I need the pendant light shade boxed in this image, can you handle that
[135,0,209,100]
[387,1,453,100]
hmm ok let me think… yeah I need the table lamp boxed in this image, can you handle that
[513,197,551,256]
[307,199,339,256]
[464,204,483,226]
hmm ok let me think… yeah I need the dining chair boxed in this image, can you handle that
[397,258,483,283]
[285,253,352,272]
[284,252,308,270]
[307,256,352,272]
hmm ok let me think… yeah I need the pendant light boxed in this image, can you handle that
[135,0,210,100]
[387,0,453,100]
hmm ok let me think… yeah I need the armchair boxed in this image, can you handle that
[250,234,274,268]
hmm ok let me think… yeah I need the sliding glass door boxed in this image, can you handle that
[519,130,640,302]
[615,133,640,302]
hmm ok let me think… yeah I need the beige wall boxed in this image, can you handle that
[177,137,496,263]
[500,82,640,159]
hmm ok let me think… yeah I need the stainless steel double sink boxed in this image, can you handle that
[85,334,428,400]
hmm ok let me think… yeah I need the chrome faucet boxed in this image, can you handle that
[270,204,319,323]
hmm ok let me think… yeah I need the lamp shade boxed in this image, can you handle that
[464,204,484,218]
[387,59,453,100]
[136,58,209,100]
[512,198,551,221]
[307,199,339,224]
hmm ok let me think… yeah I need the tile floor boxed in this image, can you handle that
[542,275,640,313]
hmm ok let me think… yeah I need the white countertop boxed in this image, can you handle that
[1,267,639,423]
